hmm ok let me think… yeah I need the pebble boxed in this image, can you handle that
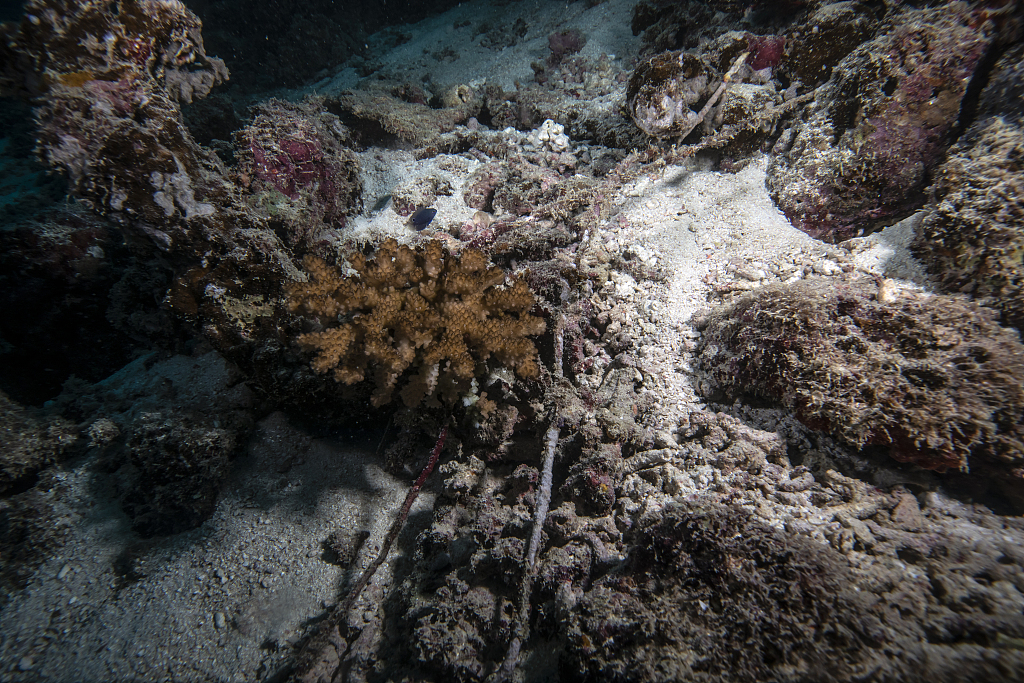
[733,265,766,281]
[813,259,840,276]
[654,431,678,449]
[57,564,70,580]
[18,656,33,671]
[214,612,226,629]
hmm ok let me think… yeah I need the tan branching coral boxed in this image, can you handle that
[287,239,546,407]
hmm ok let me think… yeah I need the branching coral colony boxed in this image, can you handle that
[286,238,546,407]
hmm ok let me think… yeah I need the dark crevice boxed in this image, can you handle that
[952,38,1006,140]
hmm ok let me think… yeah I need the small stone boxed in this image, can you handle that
[838,514,876,548]
[654,431,677,449]
[877,278,898,303]
[57,564,70,580]
[813,260,840,276]
[891,493,922,531]
[18,656,33,671]
[214,611,226,629]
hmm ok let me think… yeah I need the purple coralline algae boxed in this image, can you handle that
[766,5,995,241]
[236,98,363,242]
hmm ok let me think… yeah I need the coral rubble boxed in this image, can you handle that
[286,239,546,407]
[695,275,1024,502]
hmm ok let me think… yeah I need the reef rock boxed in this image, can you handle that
[626,51,715,138]
[695,275,1024,505]
[913,43,1024,336]
[766,4,995,242]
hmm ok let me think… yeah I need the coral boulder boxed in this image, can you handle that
[695,275,1024,502]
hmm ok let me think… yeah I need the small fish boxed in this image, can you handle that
[370,194,393,214]
[409,207,437,230]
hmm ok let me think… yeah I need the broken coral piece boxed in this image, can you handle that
[287,239,546,408]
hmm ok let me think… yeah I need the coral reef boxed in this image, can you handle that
[294,399,1024,682]
[4,1,1024,680]
[0,0,373,422]
[766,4,995,241]
[0,0,295,280]
[3,0,228,190]
[695,275,1024,500]
[286,239,546,407]
[0,0,228,100]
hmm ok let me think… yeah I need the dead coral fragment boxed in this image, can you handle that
[287,239,546,407]
[695,276,1024,477]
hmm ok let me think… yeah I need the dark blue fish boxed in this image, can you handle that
[409,207,437,230]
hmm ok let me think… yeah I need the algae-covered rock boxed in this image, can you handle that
[914,117,1024,335]
[562,499,1024,683]
[694,276,1024,499]
[0,390,76,495]
[784,1,878,86]
[118,411,241,537]
[236,97,363,245]
[562,502,870,683]
[625,51,715,139]
[913,43,1024,336]
[767,4,994,241]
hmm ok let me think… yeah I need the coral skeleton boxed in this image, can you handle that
[673,50,749,143]
[493,419,561,683]
[286,239,546,407]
